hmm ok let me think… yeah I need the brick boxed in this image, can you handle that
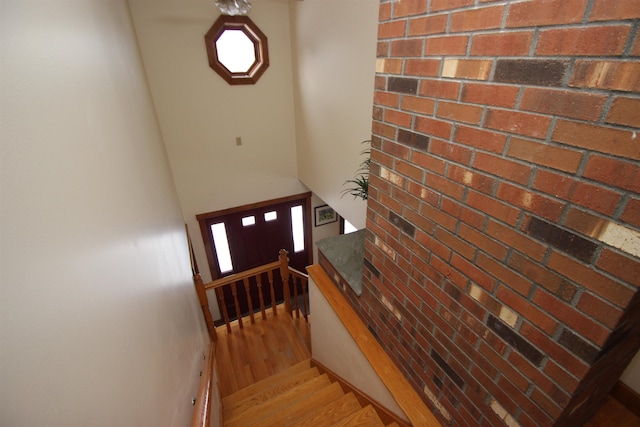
[429,139,473,165]
[568,180,623,216]
[606,96,640,128]
[461,82,519,109]
[454,125,507,154]
[425,35,469,56]
[372,120,397,139]
[435,228,476,260]
[391,38,424,57]
[577,292,623,329]
[374,90,400,108]
[570,60,640,92]
[597,249,640,288]
[392,187,421,212]
[583,155,640,193]
[526,216,598,263]
[508,252,576,302]
[486,219,548,261]
[487,315,544,366]
[408,14,448,36]
[479,342,530,391]
[384,109,412,127]
[552,120,640,160]
[520,87,607,121]
[562,208,607,240]
[424,169,466,200]
[467,190,520,226]
[419,79,461,100]
[404,59,441,77]
[396,160,425,182]
[412,151,445,175]
[477,253,532,297]
[420,201,459,232]
[536,25,631,56]
[393,0,427,17]
[430,0,474,12]
[378,20,406,39]
[543,359,580,394]
[436,101,483,125]
[530,387,563,419]
[459,223,509,261]
[415,116,453,140]
[621,198,640,228]
[448,164,496,195]
[397,129,430,151]
[547,251,634,308]
[557,328,600,364]
[451,253,495,291]
[374,75,386,89]
[496,285,557,334]
[382,138,411,161]
[404,201,437,232]
[508,136,582,174]
[589,0,640,21]
[376,58,403,74]
[485,109,551,139]
[473,151,533,185]
[519,322,589,379]
[506,0,588,28]
[450,5,505,32]
[471,31,534,56]
[378,2,391,21]
[401,95,435,116]
[388,77,418,94]
[442,59,492,81]
[494,59,568,86]
[533,289,609,346]
[496,183,565,222]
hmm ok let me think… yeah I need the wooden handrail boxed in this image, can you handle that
[307,264,441,427]
[203,261,280,290]
[197,250,310,334]
[189,342,216,427]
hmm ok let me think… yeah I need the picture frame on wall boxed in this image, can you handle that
[314,205,337,227]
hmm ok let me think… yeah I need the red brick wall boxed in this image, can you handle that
[360,1,640,425]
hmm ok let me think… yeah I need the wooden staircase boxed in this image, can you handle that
[222,359,401,427]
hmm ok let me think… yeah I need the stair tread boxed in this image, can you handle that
[223,366,321,417]
[225,373,332,427]
[294,392,364,427]
[250,381,345,427]
[332,405,386,427]
[223,359,311,406]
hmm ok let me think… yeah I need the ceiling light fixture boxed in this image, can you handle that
[215,0,251,16]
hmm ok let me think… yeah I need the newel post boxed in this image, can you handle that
[194,274,217,342]
[279,249,292,316]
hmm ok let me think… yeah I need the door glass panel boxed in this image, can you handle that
[211,222,234,273]
[242,216,255,226]
[291,205,304,253]
[264,211,277,221]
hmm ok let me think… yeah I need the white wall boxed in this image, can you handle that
[290,0,378,230]
[309,277,407,421]
[128,0,307,286]
[0,1,208,425]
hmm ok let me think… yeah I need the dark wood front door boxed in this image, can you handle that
[197,192,312,320]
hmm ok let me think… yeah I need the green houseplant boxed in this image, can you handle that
[342,140,371,200]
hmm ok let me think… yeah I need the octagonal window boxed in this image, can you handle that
[204,16,269,85]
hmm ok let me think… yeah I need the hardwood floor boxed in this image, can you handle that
[214,304,639,426]
[215,305,311,397]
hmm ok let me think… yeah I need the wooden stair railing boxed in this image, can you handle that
[194,249,309,336]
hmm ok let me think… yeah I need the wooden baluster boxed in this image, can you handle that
[301,277,309,322]
[279,249,292,316]
[293,277,300,319]
[216,287,231,334]
[243,277,255,324]
[193,274,217,342]
[231,281,243,329]
[257,273,267,320]
[267,270,277,316]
